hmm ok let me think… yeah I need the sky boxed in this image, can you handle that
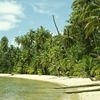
[0,0,73,45]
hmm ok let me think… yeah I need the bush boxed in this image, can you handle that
[25,66,34,74]
[37,69,42,75]
[13,66,22,73]
[95,75,100,80]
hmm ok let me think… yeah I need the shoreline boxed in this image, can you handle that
[0,74,100,100]
[0,74,99,86]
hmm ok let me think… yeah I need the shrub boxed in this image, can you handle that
[95,75,100,80]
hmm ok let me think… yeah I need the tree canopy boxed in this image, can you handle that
[0,0,100,80]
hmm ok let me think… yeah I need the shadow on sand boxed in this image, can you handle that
[55,83,100,94]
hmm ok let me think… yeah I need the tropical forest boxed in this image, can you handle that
[0,0,100,80]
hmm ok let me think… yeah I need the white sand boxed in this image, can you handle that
[0,74,100,100]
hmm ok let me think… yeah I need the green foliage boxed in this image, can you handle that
[0,0,99,79]
[95,75,100,80]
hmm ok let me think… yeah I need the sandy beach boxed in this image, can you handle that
[0,74,100,100]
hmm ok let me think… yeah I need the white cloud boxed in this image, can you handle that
[31,0,66,15]
[0,1,23,15]
[0,21,15,30]
[32,5,52,15]
[10,39,19,47]
[0,15,20,23]
[0,1,24,31]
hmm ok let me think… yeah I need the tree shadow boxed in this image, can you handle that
[55,83,100,89]
[65,88,100,94]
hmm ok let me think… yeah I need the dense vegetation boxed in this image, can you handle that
[0,0,100,79]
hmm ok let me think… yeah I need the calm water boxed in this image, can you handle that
[0,77,79,100]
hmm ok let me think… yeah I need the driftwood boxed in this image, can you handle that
[65,88,100,94]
